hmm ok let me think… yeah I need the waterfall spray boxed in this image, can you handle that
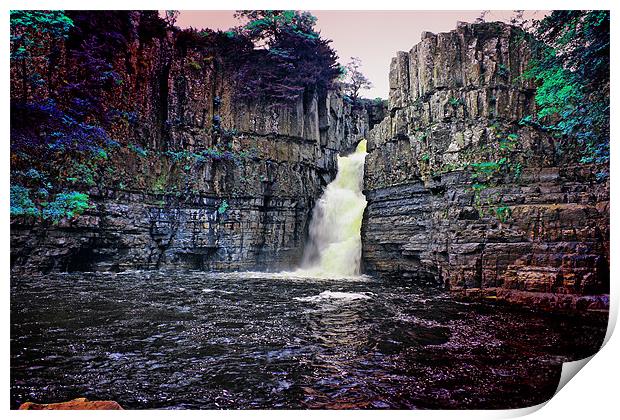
[296,139,368,278]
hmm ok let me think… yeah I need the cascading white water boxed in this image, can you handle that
[295,139,368,278]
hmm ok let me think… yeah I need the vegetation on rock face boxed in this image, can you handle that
[217,200,229,215]
[10,11,169,222]
[10,10,607,228]
[521,10,609,163]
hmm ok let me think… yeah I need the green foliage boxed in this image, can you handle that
[524,63,582,120]
[12,186,91,223]
[66,163,96,186]
[522,11,609,163]
[498,133,519,152]
[449,97,463,107]
[151,172,169,193]
[595,171,608,183]
[512,163,523,180]
[10,12,173,225]
[471,183,487,192]
[128,143,148,158]
[421,153,430,163]
[165,150,192,163]
[10,10,74,60]
[236,10,318,43]
[232,10,340,103]
[469,158,507,176]
[498,139,516,152]
[94,148,108,160]
[471,183,487,214]
[488,121,501,132]
[188,60,202,71]
[437,162,464,174]
[494,206,512,223]
[10,185,40,217]
[217,200,229,214]
[41,191,91,223]
[497,63,510,78]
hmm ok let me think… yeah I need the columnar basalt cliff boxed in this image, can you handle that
[10,13,373,273]
[362,22,609,310]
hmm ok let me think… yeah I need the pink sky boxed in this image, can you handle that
[174,11,546,98]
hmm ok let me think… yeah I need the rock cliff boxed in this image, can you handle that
[10,13,372,273]
[362,22,609,310]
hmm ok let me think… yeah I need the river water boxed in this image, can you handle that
[10,270,606,409]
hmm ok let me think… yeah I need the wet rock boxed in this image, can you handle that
[19,397,123,410]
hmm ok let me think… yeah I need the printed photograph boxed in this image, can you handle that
[9,8,610,410]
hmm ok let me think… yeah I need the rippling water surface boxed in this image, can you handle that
[11,271,606,409]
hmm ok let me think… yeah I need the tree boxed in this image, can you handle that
[232,10,341,103]
[342,57,372,105]
[475,10,489,24]
[234,10,319,47]
[162,10,179,28]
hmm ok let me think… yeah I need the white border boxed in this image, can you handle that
[3,1,618,418]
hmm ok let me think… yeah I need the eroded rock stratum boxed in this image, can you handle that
[362,22,609,309]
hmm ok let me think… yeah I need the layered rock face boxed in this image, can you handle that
[10,14,371,273]
[362,22,609,308]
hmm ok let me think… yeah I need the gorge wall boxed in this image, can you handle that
[10,12,375,273]
[362,22,610,310]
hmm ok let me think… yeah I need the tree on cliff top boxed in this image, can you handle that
[234,10,319,47]
[232,10,341,103]
[342,57,373,105]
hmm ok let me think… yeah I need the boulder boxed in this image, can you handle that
[19,397,123,410]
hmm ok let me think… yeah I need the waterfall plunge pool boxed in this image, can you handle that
[10,270,606,409]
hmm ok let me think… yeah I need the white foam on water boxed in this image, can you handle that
[293,290,373,303]
[201,288,233,294]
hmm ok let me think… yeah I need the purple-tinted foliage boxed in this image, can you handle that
[176,13,340,105]
[11,98,111,156]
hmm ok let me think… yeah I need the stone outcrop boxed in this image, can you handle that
[10,13,374,273]
[362,22,610,307]
[19,397,123,410]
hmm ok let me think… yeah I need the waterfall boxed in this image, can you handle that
[296,139,368,278]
